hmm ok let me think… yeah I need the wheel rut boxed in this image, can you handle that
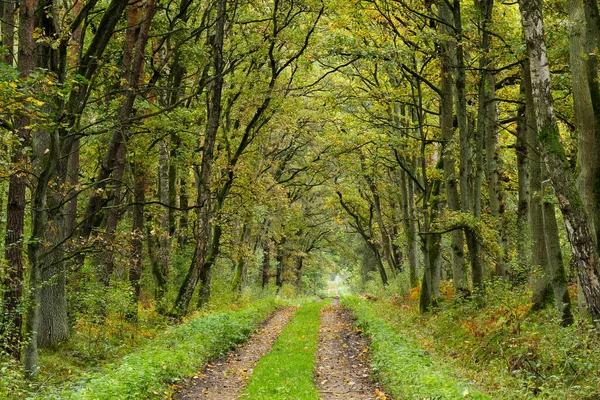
[175,306,296,399]
[315,298,388,399]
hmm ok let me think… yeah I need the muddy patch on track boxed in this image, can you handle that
[315,299,388,399]
[175,306,296,399]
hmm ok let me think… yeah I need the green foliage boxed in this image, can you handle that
[243,301,326,399]
[42,299,278,400]
[342,296,489,399]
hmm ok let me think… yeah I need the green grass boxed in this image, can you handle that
[40,298,278,400]
[342,296,489,400]
[242,300,327,400]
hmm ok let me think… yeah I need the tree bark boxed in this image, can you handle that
[520,0,600,323]
[3,0,35,366]
[1,0,15,65]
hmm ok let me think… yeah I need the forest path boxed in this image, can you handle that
[175,306,297,399]
[315,298,388,400]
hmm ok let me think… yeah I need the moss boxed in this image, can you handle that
[538,123,567,164]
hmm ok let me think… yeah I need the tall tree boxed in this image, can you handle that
[519,0,600,324]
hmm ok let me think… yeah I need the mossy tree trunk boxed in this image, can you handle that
[520,0,600,324]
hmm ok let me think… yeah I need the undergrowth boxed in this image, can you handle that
[242,300,327,400]
[343,295,488,399]
[39,297,278,399]
[351,276,600,399]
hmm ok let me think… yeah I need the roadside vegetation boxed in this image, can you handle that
[347,276,600,399]
[343,295,488,399]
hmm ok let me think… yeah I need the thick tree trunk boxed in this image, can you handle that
[524,62,553,311]
[520,0,600,323]
[568,0,600,248]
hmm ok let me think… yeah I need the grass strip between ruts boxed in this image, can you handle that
[342,296,489,400]
[44,298,278,400]
[242,300,327,400]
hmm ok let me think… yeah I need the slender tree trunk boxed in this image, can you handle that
[174,0,227,315]
[520,0,600,323]
[295,255,304,288]
[439,1,468,297]
[542,179,574,325]
[129,162,145,319]
[4,0,35,369]
[476,0,506,276]
[231,223,251,293]
[262,241,271,289]
[100,142,126,286]
[452,0,483,295]
[179,173,189,245]
[400,170,419,287]
[366,173,398,273]
[516,87,530,271]
[275,241,285,293]
[2,0,15,65]
[157,139,171,287]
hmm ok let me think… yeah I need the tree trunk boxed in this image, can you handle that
[400,170,419,287]
[179,173,189,245]
[231,223,251,293]
[438,1,468,297]
[366,173,398,273]
[157,139,171,287]
[6,0,34,371]
[516,86,530,271]
[174,0,227,316]
[568,0,600,249]
[262,240,271,289]
[542,179,574,325]
[129,162,145,319]
[520,0,600,323]
[1,0,15,65]
[477,0,506,276]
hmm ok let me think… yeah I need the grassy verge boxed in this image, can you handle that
[40,298,278,399]
[242,300,326,400]
[342,296,488,400]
